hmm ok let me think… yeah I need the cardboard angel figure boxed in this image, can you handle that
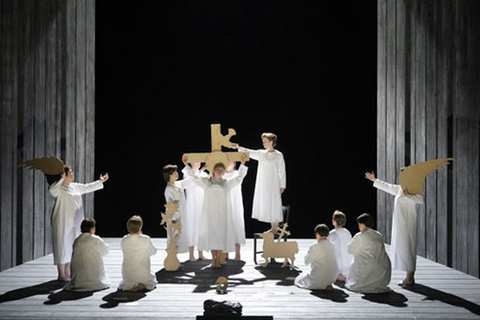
[19,156,109,281]
[161,200,182,271]
[365,157,454,286]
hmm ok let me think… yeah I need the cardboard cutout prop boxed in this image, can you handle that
[260,224,298,269]
[161,200,182,271]
[215,276,228,294]
[399,158,455,194]
[19,156,64,175]
[184,124,249,170]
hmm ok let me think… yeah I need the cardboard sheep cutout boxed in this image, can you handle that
[260,223,298,269]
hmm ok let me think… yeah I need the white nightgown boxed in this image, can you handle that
[49,178,104,265]
[184,164,248,252]
[373,179,424,271]
[346,228,391,293]
[119,234,157,291]
[239,147,286,223]
[294,239,339,290]
[185,170,208,247]
[329,227,353,276]
[64,232,110,292]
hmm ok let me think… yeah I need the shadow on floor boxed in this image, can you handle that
[100,290,147,308]
[362,290,409,307]
[310,288,349,303]
[402,283,480,315]
[44,290,94,305]
[0,280,66,303]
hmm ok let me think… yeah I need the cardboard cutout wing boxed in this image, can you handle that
[399,158,455,194]
[19,156,64,175]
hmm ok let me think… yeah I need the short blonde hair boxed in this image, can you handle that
[332,210,347,227]
[261,132,277,147]
[127,215,143,233]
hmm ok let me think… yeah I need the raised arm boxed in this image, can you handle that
[366,171,401,196]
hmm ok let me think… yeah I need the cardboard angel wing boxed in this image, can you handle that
[399,158,455,194]
[19,156,65,175]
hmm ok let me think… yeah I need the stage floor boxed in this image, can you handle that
[1,238,480,319]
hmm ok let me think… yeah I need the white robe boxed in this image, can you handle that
[224,170,246,245]
[295,239,338,290]
[184,165,248,252]
[49,178,104,265]
[329,227,353,276]
[373,179,424,271]
[164,168,192,253]
[346,228,391,293]
[64,233,110,292]
[119,234,157,291]
[239,147,286,223]
[185,171,208,247]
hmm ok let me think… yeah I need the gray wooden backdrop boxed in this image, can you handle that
[378,0,480,278]
[0,0,95,271]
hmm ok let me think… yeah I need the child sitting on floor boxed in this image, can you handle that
[119,215,157,292]
[328,210,353,282]
[64,218,110,292]
[294,224,338,291]
[346,213,391,293]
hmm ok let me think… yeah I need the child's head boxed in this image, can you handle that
[127,215,143,234]
[213,162,226,179]
[314,224,330,238]
[332,210,347,228]
[356,213,375,230]
[261,132,277,148]
[81,218,96,233]
[162,164,178,183]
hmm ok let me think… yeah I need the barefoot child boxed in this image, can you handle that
[295,224,338,291]
[119,215,157,292]
[64,218,110,292]
[235,133,286,233]
[328,210,353,282]
[345,213,391,293]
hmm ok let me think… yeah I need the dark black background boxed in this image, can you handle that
[94,1,378,239]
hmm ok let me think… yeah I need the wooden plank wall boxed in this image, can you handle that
[0,0,96,272]
[378,0,480,278]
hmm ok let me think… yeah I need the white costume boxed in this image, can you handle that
[295,239,338,290]
[119,234,157,291]
[185,170,208,247]
[373,179,424,271]
[346,228,391,293]
[329,227,353,276]
[49,178,104,265]
[238,147,286,223]
[164,168,192,254]
[64,233,110,292]
[224,170,246,245]
[184,164,248,252]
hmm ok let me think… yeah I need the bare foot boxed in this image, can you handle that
[325,285,334,291]
[189,257,198,262]
[57,277,70,282]
[234,255,241,261]
[397,279,415,286]
[337,274,346,282]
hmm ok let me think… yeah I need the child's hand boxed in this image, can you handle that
[232,143,239,149]
[182,155,188,165]
[100,173,109,183]
[240,154,247,165]
[365,171,376,182]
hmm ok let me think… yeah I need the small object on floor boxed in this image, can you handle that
[215,277,228,294]
[203,299,242,317]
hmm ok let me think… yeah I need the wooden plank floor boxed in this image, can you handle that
[1,238,480,319]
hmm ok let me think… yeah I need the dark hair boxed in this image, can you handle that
[162,164,178,182]
[81,218,96,233]
[127,215,143,233]
[314,224,330,237]
[332,210,347,227]
[45,165,71,186]
[356,213,375,228]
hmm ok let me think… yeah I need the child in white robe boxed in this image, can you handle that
[64,218,110,292]
[346,213,391,294]
[235,133,286,233]
[224,161,246,260]
[119,215,157,292]
[162,163,192,259]
[183,155,248,268]
[328,210,353,282]
[48,165,109,281]
[295,224,338,291]
[185,163,209,261]
[365,171,424,285]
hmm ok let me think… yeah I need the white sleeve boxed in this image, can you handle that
[182,165,209,188]
[373,179,401,196]
[347,233,363,255]
[49,178,65,198]
[226,165,248,189]
[238,147,261,161]
[277,153,286,189]
[74,180,104,195]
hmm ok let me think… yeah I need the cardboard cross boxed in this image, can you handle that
[276,223,291,243]
[184,124,249,171]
